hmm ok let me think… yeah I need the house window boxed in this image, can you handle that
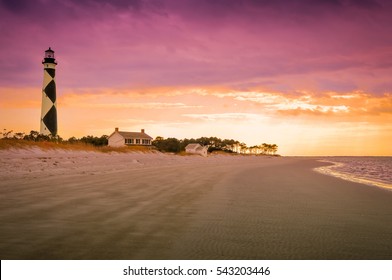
[136,139,140,144]
[125,139,134,144]
[142,139,150,145]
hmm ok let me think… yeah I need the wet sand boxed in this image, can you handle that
[0,149,391,259]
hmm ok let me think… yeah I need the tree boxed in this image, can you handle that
[221,139,239,153]
[1,129,13,139]
[249,145,259,154]
[271,144,278,155]
[152,137,181,153]
[239,142,248,154]
[67,136,78,144]
[261,143,268,154]
[13,132,25,139]
[23,130,40,141]
[260,143,278,155]
[80,135,108,146]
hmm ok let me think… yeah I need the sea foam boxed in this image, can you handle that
[315,157,392,190]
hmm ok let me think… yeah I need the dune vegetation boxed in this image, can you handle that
[0,129,279,155]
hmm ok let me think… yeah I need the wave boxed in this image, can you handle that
[315,158,392,191]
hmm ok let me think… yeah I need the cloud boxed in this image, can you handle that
[108,118,156,124]
[203,89,392,118]
[84,102,203,109]
[183,113,266,122]
[275,105,349,116]
[0,0,392,97]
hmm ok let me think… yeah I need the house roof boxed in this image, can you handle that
[185,143,202,149]
[117,131,153,139]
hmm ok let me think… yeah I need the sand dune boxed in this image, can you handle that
[0,149,391,259]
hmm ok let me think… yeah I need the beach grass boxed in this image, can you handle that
[0,138,154,153]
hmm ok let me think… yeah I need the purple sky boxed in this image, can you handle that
[1,0,392,155]
[1,0,392,93]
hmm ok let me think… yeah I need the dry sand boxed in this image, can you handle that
[0,148,391,259]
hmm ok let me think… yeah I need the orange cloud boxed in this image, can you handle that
[1,85,391,155]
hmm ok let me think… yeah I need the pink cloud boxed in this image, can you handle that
[0,0,391,94]
[1,0,392,155]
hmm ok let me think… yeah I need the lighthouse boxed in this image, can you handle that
[40,47,58,136]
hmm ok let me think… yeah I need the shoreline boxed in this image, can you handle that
[1,149,392,259]
[314,158,392,191]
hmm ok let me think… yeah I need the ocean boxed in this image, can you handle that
[315,157,392,190]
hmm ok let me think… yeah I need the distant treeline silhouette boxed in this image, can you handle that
[153,136,278,155]
[1,129,278,155]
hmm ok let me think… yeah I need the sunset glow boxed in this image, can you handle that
[1,0,391,155]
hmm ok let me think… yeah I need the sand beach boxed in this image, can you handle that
[0,148,391,259]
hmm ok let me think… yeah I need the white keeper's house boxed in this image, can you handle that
[108,128,153,147]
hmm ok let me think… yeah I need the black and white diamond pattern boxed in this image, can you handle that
[40,66,57,136]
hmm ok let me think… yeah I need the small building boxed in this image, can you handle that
[185,143,208,157]
[108,128,153,147]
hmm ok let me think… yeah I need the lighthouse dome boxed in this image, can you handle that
[43,47,57,65]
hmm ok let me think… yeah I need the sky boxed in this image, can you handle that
[0,0,391,155]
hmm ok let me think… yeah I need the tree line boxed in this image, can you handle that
[1,129,279,155]
[153,136,278,155]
